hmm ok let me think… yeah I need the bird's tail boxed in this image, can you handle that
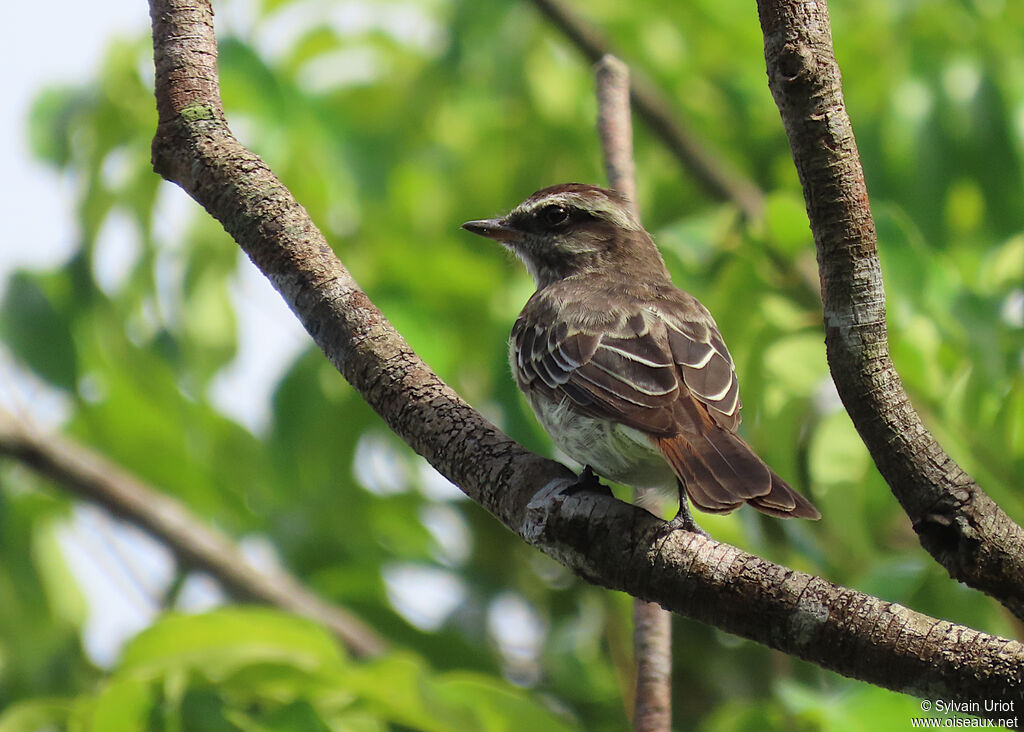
[655,430,820,520]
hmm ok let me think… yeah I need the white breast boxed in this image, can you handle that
[526,393,676,491]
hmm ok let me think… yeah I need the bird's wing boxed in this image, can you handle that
[512,293,819,519]
[511,307,681,434]
[655,303,741,430]
[512,294,738,435]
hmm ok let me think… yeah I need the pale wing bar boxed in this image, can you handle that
[512,313,681,433]
[661,313,741,426]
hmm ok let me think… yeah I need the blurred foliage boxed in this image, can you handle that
[1,0,1021,729]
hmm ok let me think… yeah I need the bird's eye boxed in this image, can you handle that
[539,204,569,227]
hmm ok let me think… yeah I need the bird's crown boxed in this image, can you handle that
[508,183,641,233]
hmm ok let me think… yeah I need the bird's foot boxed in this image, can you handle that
[563,465,612,497]
[666,504,708,537]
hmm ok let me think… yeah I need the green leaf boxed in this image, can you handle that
[335,654,578,732]
[71,677,153,732]
[1,271,77,390]
[434,674,578,732]
[808,411,871,487]
[762,191,811,255]
[225,700,333,732]
[32,517,87,627]
[762,333,827,405]
[28,87,84,168]
[117,608,347,680]
[0,699,72,732]
[775,679,925,732]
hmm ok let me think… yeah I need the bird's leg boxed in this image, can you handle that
[563,465,612,497]
[666,483,708,536]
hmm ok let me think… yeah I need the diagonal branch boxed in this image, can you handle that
[145,0,1024,711]
[0,410,387,658]
[527,0,765,219]
[756,0,1024,619]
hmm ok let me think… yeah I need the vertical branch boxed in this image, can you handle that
[631,600,673,732]
[594,54,672,732]
[596,56,637,206]
[755,0,1024,618]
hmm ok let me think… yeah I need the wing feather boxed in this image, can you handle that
[513,301,740,433]
[510,289,818,519]
[661,307,741,427]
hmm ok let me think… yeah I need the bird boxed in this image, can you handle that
[462,183,819,530]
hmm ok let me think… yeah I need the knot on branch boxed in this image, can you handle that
[151,110,227,183]
[914,493,981,574]
[774,42,815,83]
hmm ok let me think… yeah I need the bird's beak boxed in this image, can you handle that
[461,217,518,244]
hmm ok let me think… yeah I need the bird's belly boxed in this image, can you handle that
[528,395,676,490]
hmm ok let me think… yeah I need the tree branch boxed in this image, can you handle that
[595,55,637,207]
[756,0,1024,619]
[527,0,765,219]
[595,54,672,732]
[145,0,1024,710]
[530,492,1024,711]
[0,410,386,658]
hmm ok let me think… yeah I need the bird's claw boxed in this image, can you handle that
[563,465,612,497]
[665,504,708,536]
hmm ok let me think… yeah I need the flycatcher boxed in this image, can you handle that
[462,183,819,529]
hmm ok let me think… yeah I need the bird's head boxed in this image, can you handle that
[462,183,665,289]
